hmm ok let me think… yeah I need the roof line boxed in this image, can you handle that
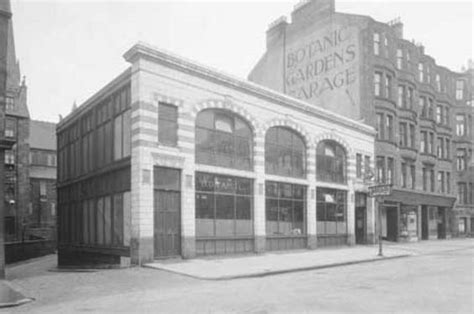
[123,42,374,136]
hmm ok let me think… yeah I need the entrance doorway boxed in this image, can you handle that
[421,206,429,240]
[154,167,181,258]
[385,207,398,241]
[355,193,367,244]
[437,207,446,239]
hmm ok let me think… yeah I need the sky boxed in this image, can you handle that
[9,0,473,123]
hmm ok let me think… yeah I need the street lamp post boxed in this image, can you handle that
[377,196,383,257]
[368,184,392,257]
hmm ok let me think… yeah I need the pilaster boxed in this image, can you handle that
[253,133,266,253]
[307,147,317,249]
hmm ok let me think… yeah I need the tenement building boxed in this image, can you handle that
[28,120,57,240]
[56,43,375,266]
[452,63,473,237]
[249,0,473,241]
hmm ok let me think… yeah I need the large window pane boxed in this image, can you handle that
[113,193,124,245]
[196,110,252,170]
[122,110,131,157]
[195,172,253,238]
[316,188,347,235]
[196,194,214,219]
[317,141,346,183]
[216,195,234,220]
[265,181,306,236]
[265,127,306,178]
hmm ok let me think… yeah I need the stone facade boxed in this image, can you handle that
[57,41,375,266]
[123,42,375,264]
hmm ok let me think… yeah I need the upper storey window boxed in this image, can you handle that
[426,66,431,84]
[374,72,382,96]
[385,74,392,99]
[418,63,424,82]
[158,103,178,146]
[4,118,16,138]
[196,109,253,171]
[455,114,466,136]
[456,80,464,100]
[435,74,441,92]
[317,141,346,184]
[5,97,14,111]
[265,127,306,178]
[383,36,389,58]
[373,33,380,56]
[396,49,403,69]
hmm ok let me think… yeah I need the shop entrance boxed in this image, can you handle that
[154,167,181,258]
[385,207,398,242]
[421,206,429,240]
[355,207,366,244]
[437,207,446,239]
[355,193,367,244]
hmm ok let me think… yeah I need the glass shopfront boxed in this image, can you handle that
[195,172,254,255]
[265,181,307,250]
[316,187,348,246]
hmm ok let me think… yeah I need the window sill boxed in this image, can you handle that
[376,139,397,146]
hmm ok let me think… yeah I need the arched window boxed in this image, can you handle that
[265,127,306,178]
[195,109,252,170]
[316,140,346,183]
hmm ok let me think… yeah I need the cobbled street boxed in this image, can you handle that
[3,239,473,313]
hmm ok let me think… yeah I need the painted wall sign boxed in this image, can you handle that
[284,25,360,115]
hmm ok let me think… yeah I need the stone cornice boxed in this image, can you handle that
[123,42,375,137]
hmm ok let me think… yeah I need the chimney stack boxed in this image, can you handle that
[388,17,403,39]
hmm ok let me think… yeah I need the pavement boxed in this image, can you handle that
[0,281,33,309]
[144,242,413,280]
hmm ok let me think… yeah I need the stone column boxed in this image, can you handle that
[253,133,266,253]
[130,147,154,265]
[129,62,156,265]
[181,167,196,258]
[307,147,317,249]
[346,158,356,246]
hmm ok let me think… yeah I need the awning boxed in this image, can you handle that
[381,189,456,207]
